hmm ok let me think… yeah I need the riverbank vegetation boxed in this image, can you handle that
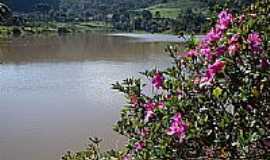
[62,0,269,159]
[0,0,254,37]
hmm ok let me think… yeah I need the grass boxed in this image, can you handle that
[0,20,114,38]
[150,8,181,19]
[141,0,207,19]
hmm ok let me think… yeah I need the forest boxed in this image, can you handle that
[0,0,253,35]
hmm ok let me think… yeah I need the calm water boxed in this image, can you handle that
[0,33,177,160]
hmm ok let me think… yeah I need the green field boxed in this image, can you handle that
[143,0,207,19]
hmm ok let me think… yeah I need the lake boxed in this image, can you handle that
[0,33,180,160]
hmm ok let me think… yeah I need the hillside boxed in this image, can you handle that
[1,0,59,12]
[3,0,162,13]
[142,0,208,19]
[0,0,253,34]
[3,0,207,15]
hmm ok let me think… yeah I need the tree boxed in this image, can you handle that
[154,11,161,19]
[142,10,152,21]
[0,2,12,24]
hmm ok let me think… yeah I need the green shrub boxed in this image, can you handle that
[62,1,270,159]
[113,1,269,159]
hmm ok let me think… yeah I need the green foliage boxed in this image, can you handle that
[2,0,255,34]
[62,1,270,159]
[112,1,270,159]
[62,137,123,160]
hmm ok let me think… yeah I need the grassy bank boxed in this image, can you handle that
[141,0,207,19]
[0,21,113,38]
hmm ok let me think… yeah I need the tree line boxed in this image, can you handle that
[0,0,254,34]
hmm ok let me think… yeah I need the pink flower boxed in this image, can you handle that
[247,32,263,53]
[123,154,132,160]
[228,44,239,55]
[144,101,156,111]
[216,10,233,31]
[143,101,156,122]
[167,113,188,139]
[152,72,165,89]
[200,60,225,86]
[185,49,198,58]
[200,47,212,60]
[157,101,165,109]
[171,113,182,123]
[200,70,215,86]
[261,58,270,69]
[134,141,145,151]
[165,94,172,100]
[140,128,150,137]
[209,60,225,71]
[238,15,245,24]
[229,34,240,44]
[215,46,226,57]
[205,28,223,43]
[144,110,154,122]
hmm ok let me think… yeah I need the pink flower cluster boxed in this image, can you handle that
[167,113,188,139]
[184,11,235,61]
[228,34,241,55]
[143,101,165,122]
[196,10,233,60]
[152,72,165,89]
[216,10,234,31]
[200,45,212,60]
[134,141,145,151]
[204,10,233,44]
[185,49,198,58]
[184,11,235,85]
[215,46,226,57]
[247,32,263,53]
[206,28,223,43]
[200,60,225,86]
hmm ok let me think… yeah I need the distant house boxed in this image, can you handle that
[106,14,113,21]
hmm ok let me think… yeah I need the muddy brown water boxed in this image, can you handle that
[0,33,181,160]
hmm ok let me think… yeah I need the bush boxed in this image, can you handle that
[62,1,270,159]
[113,1,269,159]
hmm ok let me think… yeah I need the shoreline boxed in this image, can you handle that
[109,33,204,42]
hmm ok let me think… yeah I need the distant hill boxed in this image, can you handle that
[0,0,252,34]
[1,0,253,15]
[2,0,162,13]
[0,0,210,22]
[1,0,208,16]
[1,0,59,12]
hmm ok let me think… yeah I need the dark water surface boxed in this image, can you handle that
[0,33,176,160]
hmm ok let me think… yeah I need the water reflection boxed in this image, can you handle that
[0,33,176,160]
[0,34,173,63]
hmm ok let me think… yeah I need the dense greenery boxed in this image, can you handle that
[62,0,269,159]
[0,0,255,34]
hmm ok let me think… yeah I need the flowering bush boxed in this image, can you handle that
[62,1,269,159]
[112,1,270,159]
